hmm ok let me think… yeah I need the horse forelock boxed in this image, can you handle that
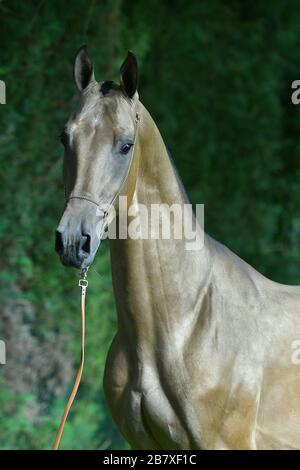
[73,81,134,127]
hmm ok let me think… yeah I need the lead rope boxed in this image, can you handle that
[53,268,89,450]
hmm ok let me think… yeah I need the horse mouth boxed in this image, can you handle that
[55,230,99,269]
[55,199,103,269]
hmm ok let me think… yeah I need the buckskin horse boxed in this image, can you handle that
[55,46,300,449]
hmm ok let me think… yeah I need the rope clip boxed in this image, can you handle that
[78,267,89,292]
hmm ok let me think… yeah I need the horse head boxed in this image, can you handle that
[55,46,140,268]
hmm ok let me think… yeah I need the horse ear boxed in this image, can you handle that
[74,45,95,91]
[120,51,138,99]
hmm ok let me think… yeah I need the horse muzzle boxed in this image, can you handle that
[55,198,103,269]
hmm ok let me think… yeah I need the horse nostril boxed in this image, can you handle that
[55,230,64,254]
[81,234,91,255]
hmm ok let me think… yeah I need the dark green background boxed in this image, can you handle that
[1,0,300,449]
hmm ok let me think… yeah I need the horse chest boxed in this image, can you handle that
[104,346,201,449]
[126,381,192,449]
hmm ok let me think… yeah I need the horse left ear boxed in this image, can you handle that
[120,51,138,99]
[74,45,95,91]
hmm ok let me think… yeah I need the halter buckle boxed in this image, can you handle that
[78,279,88,288]
[79,267,89,290]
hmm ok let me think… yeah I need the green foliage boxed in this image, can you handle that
[1,0,300,449]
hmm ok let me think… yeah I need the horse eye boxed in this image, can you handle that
[120,143,133,155]
[60,130,69,146]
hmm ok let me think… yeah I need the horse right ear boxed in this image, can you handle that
[74,45,95,91]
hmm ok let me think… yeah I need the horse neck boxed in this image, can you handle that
[110,103,213,340]
[135,104,186,206]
